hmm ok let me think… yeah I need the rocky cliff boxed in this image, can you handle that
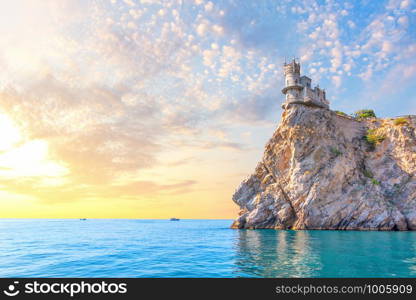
[232,104,416,230]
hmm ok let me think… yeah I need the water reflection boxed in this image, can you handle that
[233,230,416,277]
[234,230,321,277]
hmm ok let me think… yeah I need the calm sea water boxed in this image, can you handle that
[0,219,415,277]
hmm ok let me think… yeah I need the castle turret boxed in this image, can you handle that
[281,59,329,110]
[282,59,303,104]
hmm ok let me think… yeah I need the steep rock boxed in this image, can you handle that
[232,104,416,230]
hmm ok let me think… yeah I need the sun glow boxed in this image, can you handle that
[0,114,21,151]
[0,114,67,178]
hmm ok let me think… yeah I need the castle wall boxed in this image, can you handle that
[282,60,329,109]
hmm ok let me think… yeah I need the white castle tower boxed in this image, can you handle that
[281,59,329,109]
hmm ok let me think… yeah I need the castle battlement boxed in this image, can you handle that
[281,59,329,109]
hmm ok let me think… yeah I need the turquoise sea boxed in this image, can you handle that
[0,219,415,277]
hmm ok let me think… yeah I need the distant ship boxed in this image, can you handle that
[170,218,180,221]
[80,218,87,221]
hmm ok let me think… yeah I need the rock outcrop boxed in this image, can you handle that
[231,104,416,230]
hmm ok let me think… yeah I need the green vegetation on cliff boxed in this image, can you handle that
[365,128,385,146]
[394,117,409,126]
[355,109,376,120]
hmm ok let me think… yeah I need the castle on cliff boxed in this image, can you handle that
[281,59,330,109]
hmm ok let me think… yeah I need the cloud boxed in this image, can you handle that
[218,46,242,77]
[202,49,218,66]
[332,75,341,88]
[0,75,162,184]
[287,0,416,108]
[205,1,213,12]
[196,23,208,36]
[224,93,280,124]
[400,0,411,9]
[123,0,135,7]
[371,61,416,98]
[211,24,224,35]
[0,0,414,210]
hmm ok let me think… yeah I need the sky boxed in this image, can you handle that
[0,0,414,219]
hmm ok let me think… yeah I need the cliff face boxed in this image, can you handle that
[232,104,416,230]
